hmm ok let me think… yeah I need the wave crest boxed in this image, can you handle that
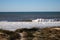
[32,18,60,22]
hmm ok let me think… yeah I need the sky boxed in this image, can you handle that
[0,0,60,12]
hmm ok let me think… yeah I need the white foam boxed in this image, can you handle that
[0,21,60,31]
[32,18,58,22]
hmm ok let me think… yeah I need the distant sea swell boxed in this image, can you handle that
[0,12,60,21]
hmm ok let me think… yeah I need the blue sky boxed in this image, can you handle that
[0,0,60,12]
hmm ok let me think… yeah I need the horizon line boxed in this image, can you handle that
[0,11,60,12]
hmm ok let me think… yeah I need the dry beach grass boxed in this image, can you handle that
[0,26,60,40]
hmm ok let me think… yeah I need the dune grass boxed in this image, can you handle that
[0,26,60,40]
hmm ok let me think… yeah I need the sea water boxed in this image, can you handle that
[0,12,60,31]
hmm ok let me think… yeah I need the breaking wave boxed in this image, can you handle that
[32,18,60,22]
[0,18,60,31]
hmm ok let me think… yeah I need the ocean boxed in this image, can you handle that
[0,12,60,31]
[0,12,60,21]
